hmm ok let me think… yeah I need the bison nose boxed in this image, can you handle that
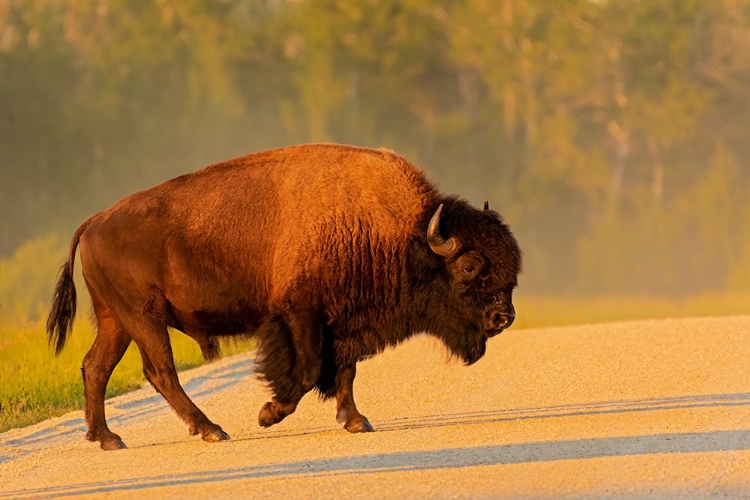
[486,308,515,332]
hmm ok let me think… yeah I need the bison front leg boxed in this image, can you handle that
[257,311,323,428]
[335,363,374,433]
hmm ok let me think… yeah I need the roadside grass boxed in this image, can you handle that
[513,292,750,329]
[0,292,747,433]
[0,320,252,433]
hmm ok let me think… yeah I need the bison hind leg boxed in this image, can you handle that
[81,278,135,450]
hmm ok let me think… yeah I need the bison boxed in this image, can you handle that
[47,143,522,450]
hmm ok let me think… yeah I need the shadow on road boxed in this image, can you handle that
[3,426,749,497]
[227,392,750,442]
[373,392,750,432]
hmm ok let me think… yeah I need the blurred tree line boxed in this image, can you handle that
[1,0,749,296]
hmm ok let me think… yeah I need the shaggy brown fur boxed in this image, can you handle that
[47,143,522,450]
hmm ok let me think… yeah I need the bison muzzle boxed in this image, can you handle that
[47,143,522,450]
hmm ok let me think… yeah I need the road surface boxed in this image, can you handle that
[1,316,749,498]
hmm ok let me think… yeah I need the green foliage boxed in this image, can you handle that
[2,0,750,295]
[579,140,749,295]
[0,235,66,323]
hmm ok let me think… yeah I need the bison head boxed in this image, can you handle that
[426,202,522,365]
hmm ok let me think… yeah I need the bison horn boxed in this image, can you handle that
[427,204,458,258]
[483,200,489,210]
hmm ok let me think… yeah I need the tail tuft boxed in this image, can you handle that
[46,263,77,356]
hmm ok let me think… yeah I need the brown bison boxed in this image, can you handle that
[47,143,522,450]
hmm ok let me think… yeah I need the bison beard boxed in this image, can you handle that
[46,143,522,450]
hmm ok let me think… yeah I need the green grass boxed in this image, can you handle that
[0,320,252,433]
[1,292,747,433]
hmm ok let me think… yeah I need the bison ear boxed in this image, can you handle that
[427,204,459,259]
[483,200,489,211]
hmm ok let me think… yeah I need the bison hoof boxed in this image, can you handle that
[88,429,127,450]
[345,416,375,433]
[258,401,286,428]
[202,427,230,443]
[100,436,128,451]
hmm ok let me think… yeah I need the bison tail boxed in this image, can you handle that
[46,218,93,355]
[46,262,77,355]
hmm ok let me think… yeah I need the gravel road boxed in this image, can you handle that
[2,316,749,499]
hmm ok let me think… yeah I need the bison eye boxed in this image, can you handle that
[454,254,485,283]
